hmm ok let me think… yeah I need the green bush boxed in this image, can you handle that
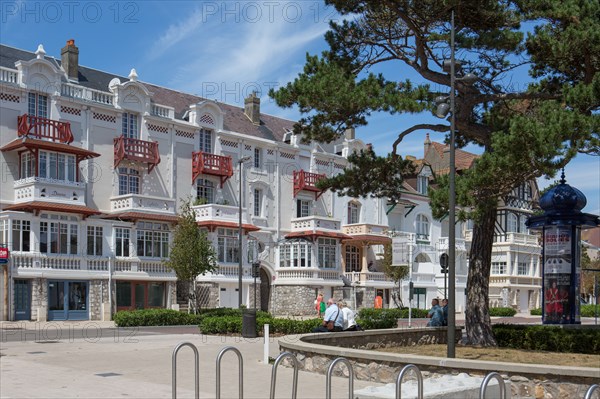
[581,304,600,318]
[488,307,517,317]
[114,309,202,327]
[530,308,542,316]
[493,324,600,355]
[199,316,242,334]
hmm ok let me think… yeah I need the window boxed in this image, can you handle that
[217,228,239,263]
[347,202,360,224]
[20,152,35,179]
[12,220,31,252]
[317,238,337,269]
[87,226,103,256]
[116,282,132,307]
[491,262,507,275]
[0,220,8,247]
[38,151,76,182]
[28,93,48,118]
[279,240,312,267]
[417,175,429,195]
[148,283,165,307]
[196,179,215,204]
[115,228,131,257]
[416,215,430,240]
[507,213,518,233]
[118,167,140,195]
[516,182,532,200]
[122,112,139,139]
[199,128,212,153]
[345,245,360,272]
[296,199,312,218]
[517,262,529,276]
[136,222,170,258]
[39,219,77,254]
[253,147,262,168]
[253,188,262,217]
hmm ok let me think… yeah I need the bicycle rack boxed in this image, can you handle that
[269,351,299,399]
[215,346,244,399]
[585,384,599,399]
[395,364,423,399]
[479,372,507,399]
[172,341,200,399]
[325,357,355,399]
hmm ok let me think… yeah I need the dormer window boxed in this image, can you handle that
[28,93,48,118]
[417,175,429,195]
[122,112,139,139]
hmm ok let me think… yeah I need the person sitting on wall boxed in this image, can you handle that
[312,298,344,332]
[426,298,444,327]
[441,298,449,326]
[339,301,360,331]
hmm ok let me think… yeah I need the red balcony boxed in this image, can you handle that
[293,170,326,199]
[17,114,74,144]
[192,151,233,187]
[114,136,161,173]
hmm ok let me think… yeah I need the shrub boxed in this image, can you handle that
[581,304,600,318]
[530,308,542,316]
[493,324,600,355]
[113,309,202,327]
[488,307,517,317]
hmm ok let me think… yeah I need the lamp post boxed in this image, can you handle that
[238,156,251,308]
[434,9,477,359]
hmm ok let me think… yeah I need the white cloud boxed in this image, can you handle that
[146,7,205,60]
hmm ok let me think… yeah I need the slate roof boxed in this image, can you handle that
[0,43,295,143]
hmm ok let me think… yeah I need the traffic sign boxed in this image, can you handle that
[0,247,9,261]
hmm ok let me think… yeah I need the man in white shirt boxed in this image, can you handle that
[340,301,358,331]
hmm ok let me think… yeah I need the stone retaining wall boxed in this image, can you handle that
[279,328,600,398]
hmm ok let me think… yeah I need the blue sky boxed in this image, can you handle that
[1,1,598,214]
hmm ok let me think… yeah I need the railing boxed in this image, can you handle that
[489,276,542,286]
[191,152,233,186]
[193,204,249,224]
[17,114,74,143]
[291,215,341,232]
[437,237,467,251]
[114,136,161,172]
[61,82,114,105]
[151,104,174,119]
[0,67,18,84]
[277,269,316,280]
[318,270,340,280]
[293,170,326,198]
[88,259,109,271]
[12,254,81,270]
[344,271,389,283]
[215,265,240,277]
[14,176,85,189]
[110,194,176,214]
[139,261,171,274]
[342,223,389,236]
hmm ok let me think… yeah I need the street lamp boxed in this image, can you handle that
[434,9,477,359]
[238,156,251,308]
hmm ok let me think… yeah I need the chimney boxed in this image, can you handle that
[244,92,260,125]
[424,133,432,157]
[61,39,79,82]
[344,128,355,140]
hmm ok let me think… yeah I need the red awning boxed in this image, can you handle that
[1,138,100,160]
[285,231,352,240]
[197,220,260,232]
[3,201,101,217]
[103,212,179,223]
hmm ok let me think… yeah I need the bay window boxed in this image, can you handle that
[115,227,131,257]
[39,215,78,254]
[87,226,103,256]
[12,220,31,252]
[217,228,238,263]
[317,238,337,269]
[136,222,170,258]
[279,239,312,267]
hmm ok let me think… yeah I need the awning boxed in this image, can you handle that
[197,220,260,232]
[1,138,100,160]
[102,212,179,223]
[3,201,101,217]
[285,231,352,240]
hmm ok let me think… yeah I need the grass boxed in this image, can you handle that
[376,344,600,368]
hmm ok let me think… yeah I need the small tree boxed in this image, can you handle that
[382,243,409,307]
[165,199,217,314]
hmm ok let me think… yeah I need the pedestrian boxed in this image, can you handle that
[339,301,359,331]
[314,292,325,318]
[426,298,444,327]
[441,298,448,326]
[312,298,344,332]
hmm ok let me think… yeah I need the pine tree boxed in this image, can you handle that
[164,199,217,314]
[270,0,599,345]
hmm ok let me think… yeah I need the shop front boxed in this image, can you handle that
[48,280,88,320]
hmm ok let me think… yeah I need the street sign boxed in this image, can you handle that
[0,247,9,264]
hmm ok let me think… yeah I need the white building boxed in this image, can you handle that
[0,41,541,321]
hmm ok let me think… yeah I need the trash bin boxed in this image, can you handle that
[242,308,257,338]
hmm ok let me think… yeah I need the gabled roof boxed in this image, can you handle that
[0,44,295,143]
[428,142,478,174]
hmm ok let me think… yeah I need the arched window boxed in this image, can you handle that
[416,214,430,240]
[507,213,518,233]
[347,202,360,224]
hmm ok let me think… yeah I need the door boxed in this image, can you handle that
[48,281,88,320]
[14,280,31,320]
[219,284,238,308]
[134,283,146,309]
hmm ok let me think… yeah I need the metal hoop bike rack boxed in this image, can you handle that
[215,346,244,399]
[269,351,299,399]
[479,372,507,399]
[325,357,355,399]
[585,384,599,399]
[171,341,200,399]
[395,364,423,399]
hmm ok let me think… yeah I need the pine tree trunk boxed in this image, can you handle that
[465,205,498,346]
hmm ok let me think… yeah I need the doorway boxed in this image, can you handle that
[14,279,31,320]
[48,281,88,320]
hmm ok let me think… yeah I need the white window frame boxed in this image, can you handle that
[28,92,48,118]
[217,228,239,263]
[317,238,337,269]
[345,245,360,272]
[115,227,131,257]
[87,226,103,256]
[199,128,212,153]
[253,188,262,217]
[196,178,215,204]
[11,220,31,252]
[40,218,78,255]
[136,222,170,258]
[296,199,312,218]
[122,112,139,139]
[279,240,312,268]
[20,152,35,179]
[118,167,140,195]
[38,151,76,182]
[491,262,507,275]
[253,147,262,169]
[417,175,429,195]
[416,214,430,240]
[347,202,360,224]
[517,262,529,276]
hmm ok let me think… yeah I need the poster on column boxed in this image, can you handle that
[543,227,571,323]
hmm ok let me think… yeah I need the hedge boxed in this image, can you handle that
[530,308,542,316]
[530,305,599,317]
[493,324,600,355]
[356,308,429,330]
[113,309,202,327]
[199,315,322,335]
[488,307,517,317]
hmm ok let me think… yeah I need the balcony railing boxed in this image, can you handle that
[151,104,174,119]
[343,223,389,236]
[61,82,114,105]
[114,136,161,173]
[110,194,176,214]
[437,237,467,252]
[17,114,74,144]
[192,151,233,186]
[193,204,249,224]
[293,170,326,199]
[291,215,341,233]
[13,176,86,206]
[0,67,18,84]
[344,271,391,283]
